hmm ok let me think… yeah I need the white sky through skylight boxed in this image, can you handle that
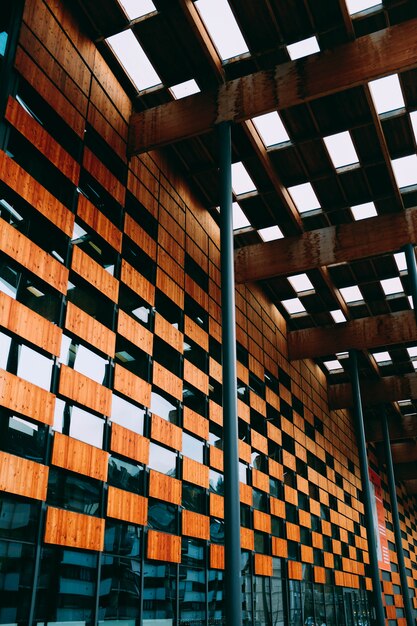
[323,360,343,373]
[258,226,283,241]
[324,131,359,169]
[345,0,381,15]
[394,252,407,272]
[232,202,250,230]
[369,74,405,114]
[380,277,404,296]
[288,273,314,293]
[410,111,417,145]
[281,298,306,315]
[372,351,392,364]
[287,36,320,61]
[350,201,377,221]
[107,30,161,91]
[252,112,290,147]
[118,0,156,20]
[231,162,256,195]
[195,0,249,60]
[288,182,320,214]
[330,309,346,323]
[392,154,417,189]
[170,79,200,99]
[340,285,363,303]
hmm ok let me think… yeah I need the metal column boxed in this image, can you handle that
[382,409,415,626]
[404,243,417,318]
[349,350,385,626]
[218,121,242,626]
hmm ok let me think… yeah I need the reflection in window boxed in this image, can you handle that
[111,393,145,435]
[252,489,268,512]
[16,344,53,390]
[153,336,182,378]
[208,569,224,623]
[150,388,180,424]
[60,335,108,385]
[183,382,207,417]
[143,561,177,623]
[289,580,302,626]
[53,401,105,448]
[0,494,40,542]
[108,455,145,495]
[210,518,224,544]
[98,555,141,622]
[179,565,206,625]
[72,220,117,276]
[148,443,177,477]
[209,469,224,495]
[0,414,48,462]
[253,576,271,626]
[148,499,177,534]
[155,289,182,330]
[119,283,152,328]
[0,540,35,624]
[115,337,150,381]
[182,432,204,463]
[182,482,206,514]
[104,521,141,557]
[209,422,223,449]
[181,538,205,566]
[67,276,115,328]
[185,295,208,331]
[47,467,101,517]
[183,336,207,372]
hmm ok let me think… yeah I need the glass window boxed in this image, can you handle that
[67,276,115,328]
[155,289,182,330]
[253,576,271,625]
[0,414,48,462]
[104,521,141,558]
[153,336,182,377]
[148,499,177,534]
[0,331,11,369]
[123,238,155,283]
[183,336,208,372]
[0,494,40,542]
[185,295,208,331]
[115,338,150,381]
[179,565,206,625]
[210,518,224,545]
[77,170,122,227]
[119,283,152,328]
[182,432,204,463]
[150,388,180,424]
[16,344,53,390]
[72,221,118,276]
[111,393,145,435]
[239,462,248,485]
[209,422,223,450]
[182,482,207,514]
[254,531,269,554]
[60,337,109,385]
[98,555,141,622]
[208,569,224,623]
[47,467,101,517]
[69,405,105,447]
[108,455,145,495]
[183,382,207,417]
[142,561,177,623]
[289,580,302,626]
[181,538,205,566]
[0,540,35,624]
[209,470,224,495]
[252,489,268,512]
[148,443,177,477]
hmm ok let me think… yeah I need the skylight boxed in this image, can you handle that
[380,277,404,296]
[288,273,314,294]
[339,285,363,303]
[118,0,156,20]
[281,298,306,315]
[392,154,417,189]
[407,346,417,359]
[287,36,320,61]
[350,201,377,221]
[369,74,405,115]
[195,0,249,60]
[287,182,321,214]
[170,79,200,100]
[345,0,381,15]
[330,309,347,323]
[323,359,343,373]
[258,226,284,242]
[372,351,392,365]
[394,252,407,272]
[324,131,359,169]
[232,202,250,230]
[106,30,161,91]
[410,111,417,145]
[409,295,414,309]
[252,112,290,147]
[231,162,256,195]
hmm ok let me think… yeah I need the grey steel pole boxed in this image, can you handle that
[349,350,385,626]
[218,120,242,626]
[404,243,417,317]
[382,409,415,626]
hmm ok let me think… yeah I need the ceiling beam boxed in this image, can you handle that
[128,18,417,154]
[288,310,417,360]
[330,374,417,409]
[366,414,417,443]
[391,441,417,464]
[235,207,417,283]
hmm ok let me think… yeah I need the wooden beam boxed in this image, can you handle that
[367,414,417,442]
[235,207,417,283]
[329,374,417,409]
[289,310,417,360]
[391,441,417,464]
[128,19,417,154]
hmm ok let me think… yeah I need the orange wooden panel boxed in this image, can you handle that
[301,545,314,563]
[209,400,222,426]
[59,365,112,416]
[210,446,224,471]
[267,422,281,445]
[150,414,182,451]
[240,483,253,506]
[238,400,250,423]
[113,363,151,409]
[210,493,224,518]
[324,553,334,568]
[251,430,268,455]
[72,246,119,302]
[266,387,280,410]
[270,498,285,518]
[107,486,147,525]
[182,510,210,540]
[210,544,225,569]
[272,537,288,558]
[0,451,48,500]
[183,360,208,395]
[124,213,156,260]
[117,309,153,356]
[152,362,182,401]
[147,529,181,563]
[237,361,249,385]
[0,291,62,356]
[254,554,273,577]
[184,316,208,351]
[92,48,132,122]
[286,522,301,542]
[250,391,266,416]
[52,432,109,481]
[111,423,149,465]
[77,196,122,252]
[185,277,208,310]
[252,469,270,493]
[154,312,183,353]
[122,260,155,305]
[284,485,298,506]
[5,96,79,184]
[83,147,125,205]
[209,357,222,383]
[44,507,104,551]
[0,218,68,294]
[314,567,326,584]
[288,561,303,580]
[0,369,55,425]
[268,459,284,481]
[298,510,311,528]
[149,470,182,505]
[182,457,209,488]
[239,440,251,464]
[156,268,184,308]
[253,510,271,534]
[183,407,209,440]
[87,104,127,162]
[66,302,115,357]
[241,527,255,550]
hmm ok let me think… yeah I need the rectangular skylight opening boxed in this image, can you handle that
[410,111,417,146]
[288,273,314,294]
[287,36,320,61]
[380,277,404,296]
[345,0,381,15]
[106,30,162,91]
[258,225,284,242]
[232,202,250,230]
[350,201,377,221]
[252,112,290,147]
[330,309,346,323]
[394,252,407,273]
[340,285,363,304]
[407,346,417,359]
[369,74,405,115]
[232,162,256,195]
[324,131,359,169]
[170,79,200,100]
[281,298,306,315]
[118,0,156,20]
[288,182,321,214]
[195,0,249,60]
[392,154,417,189]
[372,350,392,365]
[323,359,343,373]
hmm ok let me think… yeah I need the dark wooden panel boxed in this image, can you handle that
[83,147,125,206]
[124,213,156,260]
[44,506,105,551]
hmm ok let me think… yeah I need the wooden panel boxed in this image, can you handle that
[111,423,149,465]
[72,246,119,302]
[0,291,62,356]
[210,544,225,569]
[83,147,125,206]
[183,360,208,395]
[124,213,156,260]
[59,365,112,416]
[240,483,253,506]
[113,363,151,408]
[241,527,255,550]
[87,103,127,162]
[239,440,251,464]
[270,497,285,518]
[250,391,266,415]
[0,451,48,500]
[210,493,224,518]
[253,510,271,534]
[182,457,209,488]
[288,561,303,580]
[147,529,181,563]
[0,369,55,425]
[90,78,127,141]
[0,217,68,293]
[210,446,224,471]
[154,312,183,353]
[52,432,108,481]
[150,414,182,451]
[107,486,148,525]
[252,469,270,493]
[149,470,182,505]
[152,362,182,401]
[254,554,273,577]
[184,316,208,351]
[121,260,155,305]
[182,510,210,540]
[183,407,209,440]
[77,195,122,252]
[92,49,132,122]
[156,268,184,308]
[117,309,153,356]
[272,537,288,558]
[65,302,115,357]
[44,507,104,551]
[251,430,268,455]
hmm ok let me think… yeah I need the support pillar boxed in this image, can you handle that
[382,409,415,626]
[218,121,242,626]
[349,350,385,626]
[404,243,417,319]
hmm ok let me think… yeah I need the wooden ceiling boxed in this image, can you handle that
[74,0,417,490]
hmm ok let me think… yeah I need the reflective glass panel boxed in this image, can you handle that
[98,555,141,621]
[47,467,101,517]
[104,521,141,558]
[1,414,48,462]
[148,443,177,477]
[108,456,145,495]
[182,432,204,463]
[147,499,177,534]
[208,569,224,623]
[0,494,40,542]
[179,566,206,625]
[17,344,53,390]
[111,394,145,435]
[0,540,34,624]
[142,561,177,623]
